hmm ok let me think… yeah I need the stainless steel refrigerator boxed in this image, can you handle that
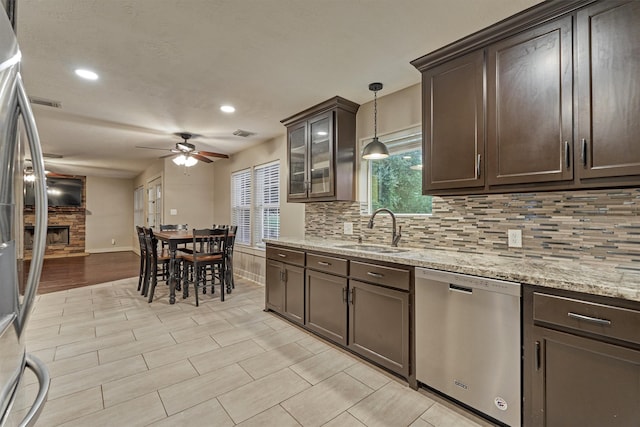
[0,2,50,426]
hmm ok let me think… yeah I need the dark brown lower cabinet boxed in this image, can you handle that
[305,269,347,345]
[265,259,305,325]
[529,326,640,426]
[524,287,640,426]
[348,280,409,377]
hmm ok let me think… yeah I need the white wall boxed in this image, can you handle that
[163,158,215,229]
[85,176,135,252]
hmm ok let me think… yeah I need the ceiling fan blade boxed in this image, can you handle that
[192,154,213,163]
[135,145,172,151]
[196,150,229,159]
[159,153,175,159]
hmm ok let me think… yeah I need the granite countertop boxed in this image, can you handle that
[264,238,640,303]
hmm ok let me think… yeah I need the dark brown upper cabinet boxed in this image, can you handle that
[576,1,640,181]
[412,0,640,195]
[423,51,485,192]
[487,16,573,186]
[281,96,359,202]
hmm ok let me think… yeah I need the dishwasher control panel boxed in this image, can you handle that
[415,267,520,296]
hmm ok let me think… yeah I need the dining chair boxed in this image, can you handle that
[135,226,147,292]
[225,225,237,293]
[181,228,228,306]
[159,223,188,275]
[143,227,174,302]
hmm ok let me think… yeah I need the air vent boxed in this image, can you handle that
[29,96,62,109]
[233,129,256,138]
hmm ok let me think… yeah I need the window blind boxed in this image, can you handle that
[253,161,280,247]
[231,169,251,245]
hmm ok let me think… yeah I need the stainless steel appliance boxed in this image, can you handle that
[415,267,521,426]
[0,3,50,426]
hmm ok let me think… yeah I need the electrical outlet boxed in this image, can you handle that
[343,222,353,235]
[170,209,178,216]
[111,238,116,245]
[507,229,522,248]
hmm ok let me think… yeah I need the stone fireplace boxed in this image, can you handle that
[23,176,87,258]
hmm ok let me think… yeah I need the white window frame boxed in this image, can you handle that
[231,168,251,245]
[360,125,431,215]
[253,161,280,247]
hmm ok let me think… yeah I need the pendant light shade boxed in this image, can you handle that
[362,82,389,160]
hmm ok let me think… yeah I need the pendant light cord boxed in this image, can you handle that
[373,89,378,139]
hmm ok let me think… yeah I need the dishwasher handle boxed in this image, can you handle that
[449,284,473,294]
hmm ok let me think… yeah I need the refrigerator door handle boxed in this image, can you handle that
[17,354,50,427]
[16,73,47,332]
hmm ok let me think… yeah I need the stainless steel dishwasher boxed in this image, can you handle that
[415,268,521,427]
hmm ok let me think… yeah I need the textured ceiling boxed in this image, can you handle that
[16,0,542,178]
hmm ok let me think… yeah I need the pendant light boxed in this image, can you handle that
[362,82,389,160]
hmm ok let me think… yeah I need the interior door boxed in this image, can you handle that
[146,177,162,228]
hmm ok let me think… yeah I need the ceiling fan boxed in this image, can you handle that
[24,158,76,180]
[136,132,229,166]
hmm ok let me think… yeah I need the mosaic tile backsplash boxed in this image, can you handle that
[304,189,640,270]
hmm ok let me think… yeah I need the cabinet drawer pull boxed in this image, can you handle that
[367,272,384,278]
[476,154,481,179]
[317,261,331,266]
[277,253,287,258]
[568,312,611,326]
[581,138,587,166]
[564,141,570,169]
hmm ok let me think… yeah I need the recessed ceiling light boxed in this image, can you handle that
[75,69,99,80]
[220,105,235,113]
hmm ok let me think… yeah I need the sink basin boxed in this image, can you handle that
[335,244,409,254]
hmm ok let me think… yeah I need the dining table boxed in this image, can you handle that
[154,229,235,304]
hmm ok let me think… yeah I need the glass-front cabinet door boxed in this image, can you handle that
[308,113,333,198]
[288,122,307,199]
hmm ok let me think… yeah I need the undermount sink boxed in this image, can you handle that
[335,244,409,254]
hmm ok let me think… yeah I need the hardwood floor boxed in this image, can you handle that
[23,251,141,294]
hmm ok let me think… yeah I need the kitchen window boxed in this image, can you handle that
[366,126,432,214]
[231,161,280,247]
[231,169,251,245]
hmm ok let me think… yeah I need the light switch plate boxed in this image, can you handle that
[170,209,177,216]
[343,222,353,235]
[508,229,522,248]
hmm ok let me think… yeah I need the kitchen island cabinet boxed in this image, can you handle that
[523,286,640,426]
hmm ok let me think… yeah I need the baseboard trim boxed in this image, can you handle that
[87,246,135,254]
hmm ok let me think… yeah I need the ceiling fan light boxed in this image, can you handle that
[173,154,187,166]
[184,156,198,167]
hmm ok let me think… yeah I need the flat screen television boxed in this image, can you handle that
[24,177,83,207]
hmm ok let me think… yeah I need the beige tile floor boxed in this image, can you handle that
[12,277,496,427]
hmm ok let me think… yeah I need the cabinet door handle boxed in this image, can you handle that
[476,154,481,179]
[564,141,570,169]
[367,272,384,278]
[317,261,331,266]
[568,312,611,326]
[535,341,541,371]
[277,253,287,258]
[342,287,347,303]
[349,288,355,305]
[581,138,587,166]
